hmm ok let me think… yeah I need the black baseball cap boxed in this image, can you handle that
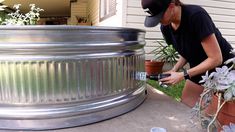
[142,0,172,27]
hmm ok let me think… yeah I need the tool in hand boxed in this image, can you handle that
[136,72,171,88]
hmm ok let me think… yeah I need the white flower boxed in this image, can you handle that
[1,3,43,25]
[29,4,35,10]
[13,4,21,9]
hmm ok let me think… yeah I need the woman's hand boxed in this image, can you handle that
[159,71,184,85]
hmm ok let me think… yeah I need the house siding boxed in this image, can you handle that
[125,0,164,60]
[71,0,235,60]
[125,0,235,60]
[87,0,99,26]
[68,0,88,25]
[87,0,123,27]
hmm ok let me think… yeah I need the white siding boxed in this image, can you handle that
[87,0,124,27]
[70,0,235,58]
[125,0,235,60]
[68,0,88,25]
[87,0,99,26]
[99,0,123,27]
[125,0,162,60]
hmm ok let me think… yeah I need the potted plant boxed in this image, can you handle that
[145,39,179,75]
[193,49,235,132]
[1,3,43,25]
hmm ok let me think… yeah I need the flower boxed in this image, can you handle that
[1,3,43,25]
[194,50,235,132]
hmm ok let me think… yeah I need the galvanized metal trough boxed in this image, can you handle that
[0,25,146,130]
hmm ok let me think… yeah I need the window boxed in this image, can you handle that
[99,0,116,22]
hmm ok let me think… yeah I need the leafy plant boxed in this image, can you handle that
[1,3,43,25]
[150,39,179,65]
[192,49,235,132]
[0,0,6,22]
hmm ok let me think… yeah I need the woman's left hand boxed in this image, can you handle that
[159,71,184,85]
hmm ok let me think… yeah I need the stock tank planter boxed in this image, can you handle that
[0,25,146,130]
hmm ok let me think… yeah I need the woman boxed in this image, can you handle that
[142,0,234,107]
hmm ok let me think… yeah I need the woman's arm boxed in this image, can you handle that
[187,33,222,77]
[171,55,187,72]
[160,33,222,85]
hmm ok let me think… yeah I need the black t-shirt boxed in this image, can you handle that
[161,4,234,83]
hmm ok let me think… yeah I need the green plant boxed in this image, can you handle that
[147,80,185,101]
[0,0,6,22]
[151,39,179,65]
[1,3,43,25]
[192,49,235,132]
[0,11,7,23]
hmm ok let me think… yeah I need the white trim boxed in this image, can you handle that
[122,0,127,27]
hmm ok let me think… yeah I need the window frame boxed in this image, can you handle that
[99,0,116,22]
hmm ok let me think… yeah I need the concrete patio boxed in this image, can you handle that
[1,85,204,132]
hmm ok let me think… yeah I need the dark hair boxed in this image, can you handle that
[172,0,182,6]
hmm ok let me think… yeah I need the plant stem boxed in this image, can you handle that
[207,93,227,132]
[198,89,211,122]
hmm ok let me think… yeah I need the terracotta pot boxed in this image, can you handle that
[181,80,204,108]
[205,95,217,116]
[206,95,235,126]
[145,60,164,75]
